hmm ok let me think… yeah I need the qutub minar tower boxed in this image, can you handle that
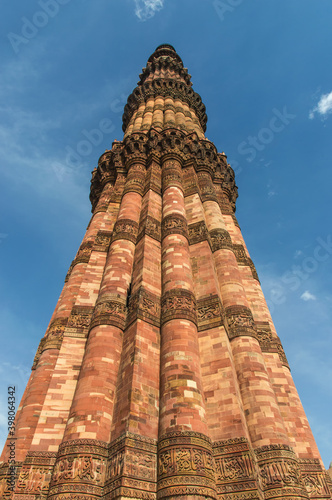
[1,44,331,500]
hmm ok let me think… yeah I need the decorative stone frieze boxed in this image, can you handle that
[213,437,261,499]
[127,287,161,328]
[161,289,197,326]
[32,337,46,369]
[188,220,210,246]
[233,244,248,265]
[157,431,217,500]
[90,295,127,330]
[198,172,218,202]
[209,228,233,252]
[16,451,57,497]
[48,439,108,499]
[111,218,139,244]
[122,169,146,197]
[225,305,257,340]
[275,339,290,369]
[137,214,161,243]
[74,240,94,265]
[0,461,22,498]
[161,158,183,192]
[104,432,157,500]
[93,230,113,252]
[197,295,224,331]
[42,317,68,351]
[66,305,94,337]
[299,459,331,499]
[161,214,188,241]
[255,445,309,499]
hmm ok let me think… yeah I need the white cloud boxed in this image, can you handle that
[294,250,303,259]
[301,290,316,301]
[309,91,332,119]
[134,0,164,21]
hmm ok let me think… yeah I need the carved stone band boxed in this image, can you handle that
[213,437,259,497]
[158,432,217,500]
[66,305,94,333]
[90,297,127,330]
[255,324,289,369]
[48,439,108,499]
[299,458,331,498]
[137,214,161,243]
[161,289,197,326]
[45,318,68,347]
[94,230,112,253]
[127,287,161,328]
[200,183,218,203]
[105,432,157,499]
[65,240,94,281]
[111,218,139,245]
[188,220,209,246]
[162,162,183,193]
[161,214,188,241]
[233,244,248,265]
[74,241,94,265]
[122,171,146,197]
[255,444,308,499]
[256,322,276,353]
[197,295,224,332]
[32,318,68,368]
[276,340,290,369]
[225,305,257,340]
[230,244,260,282]
[209,228,233,252]
[16,451,57,497]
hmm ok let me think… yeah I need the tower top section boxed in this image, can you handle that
[122,44,207,135]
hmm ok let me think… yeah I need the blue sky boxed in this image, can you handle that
[1,0,331,467]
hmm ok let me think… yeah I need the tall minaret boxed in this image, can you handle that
[1,44,331,500]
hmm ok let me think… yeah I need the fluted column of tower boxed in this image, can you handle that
[0,44,331,500]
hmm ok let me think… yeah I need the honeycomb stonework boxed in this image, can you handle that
[1,44,330,500]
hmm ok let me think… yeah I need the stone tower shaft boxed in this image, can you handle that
[0,44,331,500]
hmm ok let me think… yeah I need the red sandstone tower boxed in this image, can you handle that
[1,44,331,500]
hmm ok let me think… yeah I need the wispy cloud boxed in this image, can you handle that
[301,290,316,301]
[134,0,164,21]
[309,91,332,119]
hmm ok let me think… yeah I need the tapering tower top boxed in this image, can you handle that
[122,44,207,137]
